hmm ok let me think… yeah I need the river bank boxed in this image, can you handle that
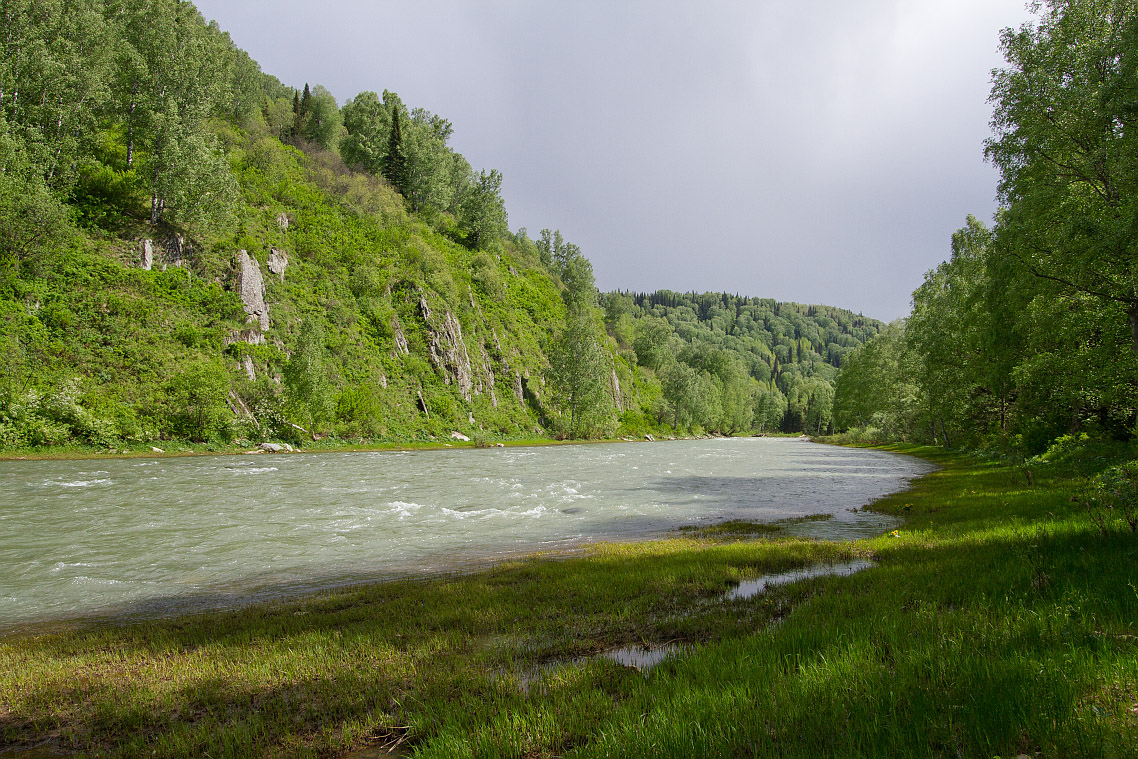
[0,431,811,462]
[2,444,1135,758]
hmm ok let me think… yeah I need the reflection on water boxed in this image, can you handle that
[603,644,683,671]
[0,438,932,629]
[725,559,876,600]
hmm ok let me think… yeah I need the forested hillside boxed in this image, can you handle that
[605,291,879,435]
[834,0,1138,459]
[0,0,880,451]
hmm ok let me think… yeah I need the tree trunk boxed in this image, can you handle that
[126,88,137,168]
[1129,302,1138,354]
[150,192,163,225]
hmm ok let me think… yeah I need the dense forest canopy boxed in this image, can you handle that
[0,0,881,450]
[833,0,1138,454]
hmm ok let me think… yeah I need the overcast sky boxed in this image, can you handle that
[194,0,1036,322]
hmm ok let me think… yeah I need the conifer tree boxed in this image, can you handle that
[382,107,408,194]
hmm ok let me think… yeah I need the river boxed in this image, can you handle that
[0,438,932,630]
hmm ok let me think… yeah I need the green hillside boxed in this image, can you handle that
[0,0,881,452]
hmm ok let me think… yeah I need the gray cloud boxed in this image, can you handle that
[196,0,1035,321]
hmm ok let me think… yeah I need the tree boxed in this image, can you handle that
[457,168,507,248]
[546,236,615,438]
[632,316,675,371]
[283,318,332,436]
[164,362,232,442]
[0,0,114,188]
[548,313,614,438]
[114,0,237,229]
[403,108,455,212]
[299,84,341,150]
[381,105,408,193]
[986,0,1138,352]
[340,90,387,172]
[0,129,71,263]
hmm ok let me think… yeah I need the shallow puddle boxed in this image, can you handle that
[342,746,408,758]
[0,748,72,758]
[725,559,875,601]
[603,644,683,671]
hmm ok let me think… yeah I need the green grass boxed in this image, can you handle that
[2,445,1136,757]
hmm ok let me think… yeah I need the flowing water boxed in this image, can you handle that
[0,438,932,630]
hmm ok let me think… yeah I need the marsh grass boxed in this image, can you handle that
[2,445,1136,757]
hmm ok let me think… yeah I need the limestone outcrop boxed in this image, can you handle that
[420,295,474,401]
[267,248,288,282]
[235,251,270,331]
[392,315,409,355]
[223,329,265,347]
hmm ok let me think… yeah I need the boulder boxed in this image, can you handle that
[267,248,288,282]
[645,434,655,442]
[276,212,290,230]
[235,251,270,330]
[140,240,154,271]
[259,442,294,452]
[450,431,471,442]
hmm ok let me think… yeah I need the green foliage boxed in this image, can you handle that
[381,103,408,195]
[457,169,508,249]
[987,0,1138,354]
[548,313,615,439]
[0,380,118,447]
[298,84,342,150]
[0,0,115,190]
[162,362,233,442]
[1079,460,1138,534]
[283,317,332,434]
[839,9,1138,457]
[0,166,73,264]
[622,291,878,434]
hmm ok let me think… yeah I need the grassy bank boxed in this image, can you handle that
[2,445,1136,757]
[0,430,783,462]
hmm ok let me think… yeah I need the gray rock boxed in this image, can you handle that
[260,443,284,452]
[480,343,497,408]
[392,315,409,355]
[611,366,624,412]
[450,431,471,442]
[514,372,525,404]
[164,234,187,269]
[645,434,655,442]
[242,355,256,380]
[267,248,288,282]
[150,446,164,453]
[276,213,290,230]
[223,329,265,347]
[422,298,474,401]
[235,251,270,331]
[140,240,154,271]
